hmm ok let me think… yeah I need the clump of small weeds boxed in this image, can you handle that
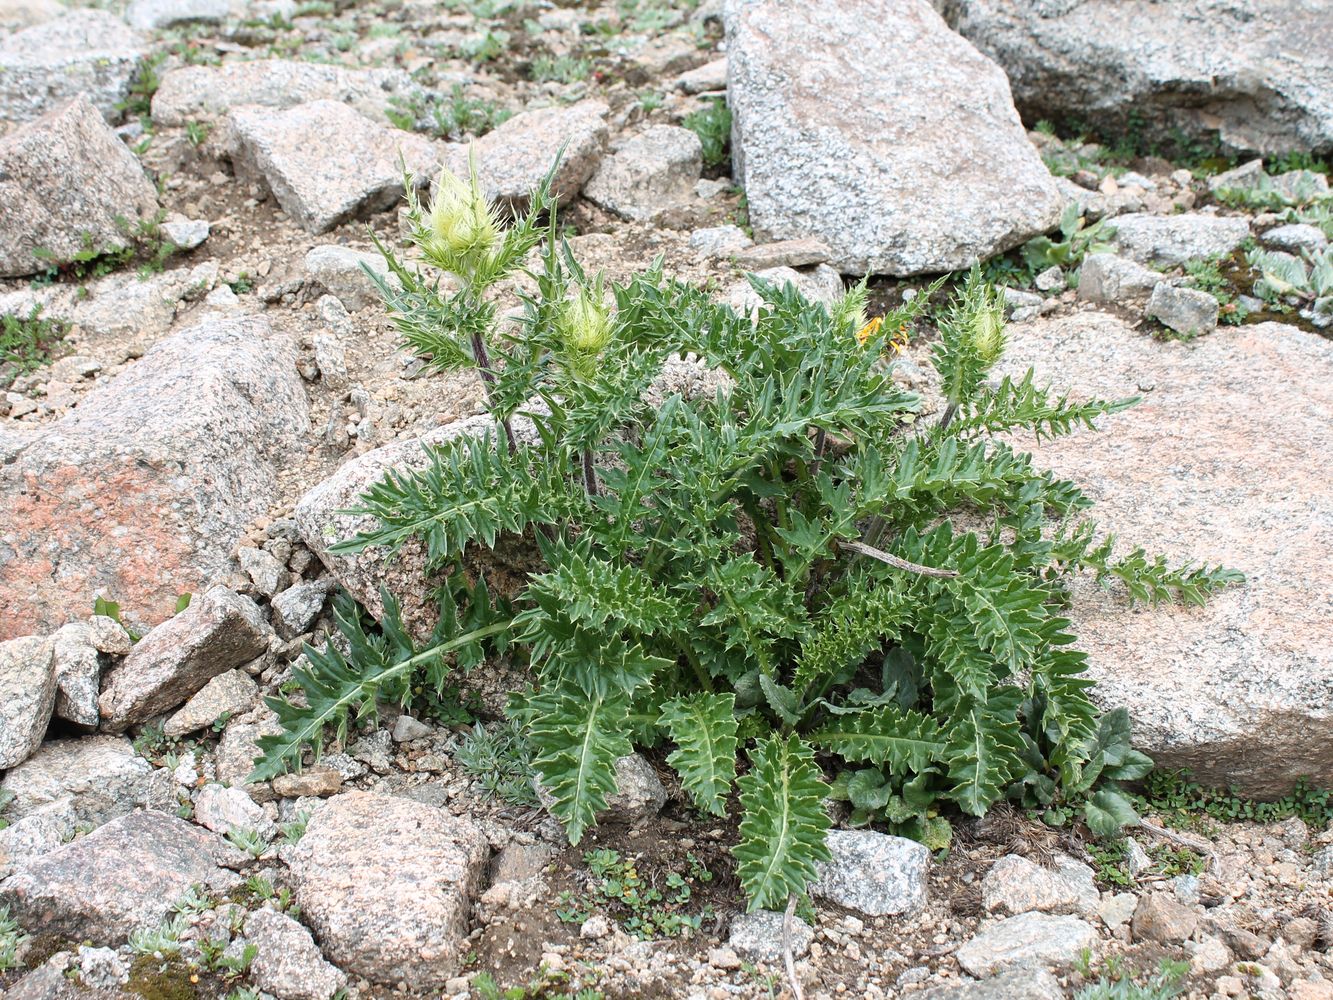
[1136,768,1333,831]
[1182,255,1248,325]
[529,54,592,85]
[1,307,66,389]
[1074,956,1190,1000]
[386,85,512,141]
[556,849,715,940]
[1,905,28,972]
[456,719,539,806]
[278,809,310,845]
[31,211,178,283]
[472,968,602,1000]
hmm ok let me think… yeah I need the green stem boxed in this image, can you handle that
[676,637,713,693]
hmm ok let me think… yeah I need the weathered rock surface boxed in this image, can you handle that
[0,811,241,945]
[728,909,813,961]
[918,967,1065,1000]
[583,124,702,221]
[0,315,310,639]
[164,669,260,737]
[942,0,1333,154]
[285,792,488,987]
[0,10,146,125]
[226,100,439,234]
[955,912,1100,977]
[724,0,1062,275]
[50,622,100,728]
[271,579,332,640]
[0,735,171,829]
[443,99,608,207]
[811,830,930,916]
[995,313,1333,793]
[0,636,56,769]
[193,783,276,840]
[99,585,270,732]
[151,59,411,125]
[1077,253,1167,306]
[244,907,348,1000]
[982,854,1099,917]
[1146,283,1218,338]
[1108,213,1250,266]
[124,0,228,30]
[1132,891,1200,944]
[304,244,399,311]
[0,96,160,279]
[215,705,284,788]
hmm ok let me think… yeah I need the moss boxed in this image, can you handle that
[126,956,199,1000]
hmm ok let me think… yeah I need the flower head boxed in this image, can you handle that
[969,288,1006,367]
[423,154,502,275]
[557,277,614,378]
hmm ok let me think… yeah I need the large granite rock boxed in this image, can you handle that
[125,0,228,30]
[583,124,703,222]
[99,586,271,733]
[151,59,412,126]
[942,0,1333,155]
[0,316,309,639]
[0,636,56,769]
[0,9,146,125]
[285,792,488,988]
[0,735,170,827]
[442,99,608,208]
[0,811,241,945]
[810,830,930,916]
[995,312,1333,794]
[724,0,1063,275]
[225,99,439,233]
[955,912,1099,977]
[0,96,160,279]
[244,908,348,1000]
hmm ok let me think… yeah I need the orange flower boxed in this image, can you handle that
[855,315,883,345]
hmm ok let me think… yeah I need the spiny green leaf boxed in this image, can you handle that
[528,673,633,845]
[809,704,945,774]
[660,693,739,816]
[734,735,832,911]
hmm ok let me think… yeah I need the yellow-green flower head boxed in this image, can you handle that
[425,159,501,269]
[970,290,1006,367]
[558,282,614,374]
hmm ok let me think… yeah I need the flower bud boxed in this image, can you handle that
[969,291,1006,367]
[557,282,614,376]
[424,159,501,272]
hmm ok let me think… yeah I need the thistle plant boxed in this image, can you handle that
[254,158,1240,910]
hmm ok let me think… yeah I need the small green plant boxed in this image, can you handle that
[557,850,714,939]
[129,916,188,958]
[529,54,592,85]
[132,721,178,763]
[473,968,602,1000]
[118,52,168,123]
[462,29,510,62]
[1,306,66,389]
[618,0,680,33]
[170,885,214,917]
[32,211,178,281]
[0,788,14,832]
[0,905,27,972]
[1246,244,1333,324]
[456,719,540,806]
[386,85,512,141]
[278,809,311,845]
[638,90,665,113]
[1086,838,1203,888]
[1214,168,1331,210]
[1182,256,1248,325]
[1022,203,1115,277]
[683,98,731,170]
[227,273,255,295]
[224,827,268,858]
[185,120,212,147]
[255,156,1240,912]
[1074,958,1190,1000]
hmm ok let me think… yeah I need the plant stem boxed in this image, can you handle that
[937,401,958,432]
[582,447,599,496]
[470,328,517,453]
[837,539,958,578]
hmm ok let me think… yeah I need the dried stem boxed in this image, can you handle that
[782,894,804,1000]
[470,328,517,453]
[837,539,959,578]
